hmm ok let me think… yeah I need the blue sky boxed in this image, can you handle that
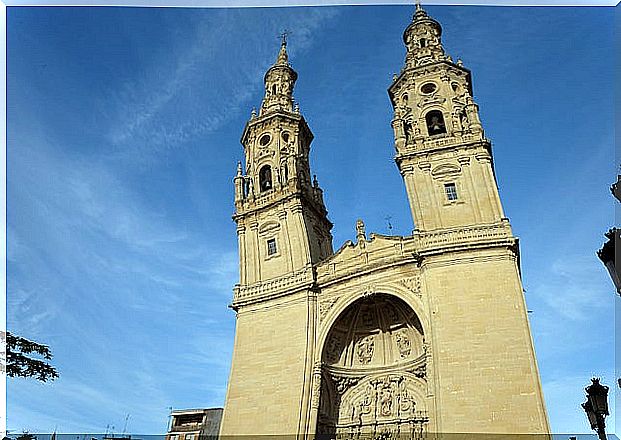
[6,4,617,435]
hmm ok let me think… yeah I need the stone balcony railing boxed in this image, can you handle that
[232,267,315,308]
[413,221,515,255]
[397,132,488,160]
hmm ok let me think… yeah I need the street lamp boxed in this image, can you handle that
[598,228,620,296]
[582,378,609,440]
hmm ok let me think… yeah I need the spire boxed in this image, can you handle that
[414,0,429,19]
[275,34,289,66]
[274,30,291,66]
[260,35,298,115]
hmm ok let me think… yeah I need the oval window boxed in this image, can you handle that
[421,83,437,94]
[259,134,271,146]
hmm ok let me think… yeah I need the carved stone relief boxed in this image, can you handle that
[400,275,422,296]
[394,328,412,359]
[356,335,374,364]
[318,373,428,436]
[322,294,425,368]
[325,333,344,364]
[319,297,338,321]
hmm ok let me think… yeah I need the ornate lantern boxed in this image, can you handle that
[582,378,609,440]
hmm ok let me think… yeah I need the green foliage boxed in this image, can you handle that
[6,332,59,382]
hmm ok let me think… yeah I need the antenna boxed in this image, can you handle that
[167,406,173,432]
[122,414,130,436]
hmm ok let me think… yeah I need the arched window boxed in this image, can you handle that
[272,84,278,95]
[282,163,288,182]
[404,120,413,144]
[425,110,447,136]
[259,165,273,192]
[420,38,427,48]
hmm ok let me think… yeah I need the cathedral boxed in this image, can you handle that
[219,4,550,437]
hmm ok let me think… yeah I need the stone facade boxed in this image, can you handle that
[219,5,550,438]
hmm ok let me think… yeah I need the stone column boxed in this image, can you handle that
[306,363,323,437]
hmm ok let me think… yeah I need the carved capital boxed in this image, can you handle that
[417,161,432,173]
[457,155,471,165]
[475,152,491,163]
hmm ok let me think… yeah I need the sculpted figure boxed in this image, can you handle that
[379,382,393,416]
[356,335,374,364]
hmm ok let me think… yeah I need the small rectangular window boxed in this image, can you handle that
[445,183,458,201]
[267,238,277,256]
[185,435,194,440]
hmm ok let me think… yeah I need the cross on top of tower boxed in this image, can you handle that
[279,29,291,46]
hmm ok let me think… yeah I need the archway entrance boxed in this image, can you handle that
[317,294,429,438]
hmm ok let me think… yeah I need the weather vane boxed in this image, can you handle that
[385,215,393,232]
[279,29,292,45]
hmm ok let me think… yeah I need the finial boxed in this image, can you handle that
[294,102,300,113]
[356,219,366,242]
[251,107,257,118]
[313,174,319,188]
[413,0,428,20]
[236,161,243,176]
[274,30,292,66]
[279,29,291,46]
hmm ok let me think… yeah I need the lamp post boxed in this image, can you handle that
[581,378,609,440]
[598,173,621,296]
[598,228,620,296]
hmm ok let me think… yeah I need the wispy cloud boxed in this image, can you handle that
[107,8,340,160]
[8,7,340,433]
[532,255,610,322]
[7,126,237,432]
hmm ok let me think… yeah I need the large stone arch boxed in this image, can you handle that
[315,293,430,438]
[317,285,429,362]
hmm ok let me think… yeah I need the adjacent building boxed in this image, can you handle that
[166,408,222,440]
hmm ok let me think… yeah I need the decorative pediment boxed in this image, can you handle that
[430,163,461,179]
[316,234,419,283]
[258,220,280,235]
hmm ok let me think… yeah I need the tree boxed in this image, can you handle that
[5,331,59,382]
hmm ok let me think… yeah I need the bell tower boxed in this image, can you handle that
[220,39,334,436]
[233,37,333,286]
[389,3,505,232]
